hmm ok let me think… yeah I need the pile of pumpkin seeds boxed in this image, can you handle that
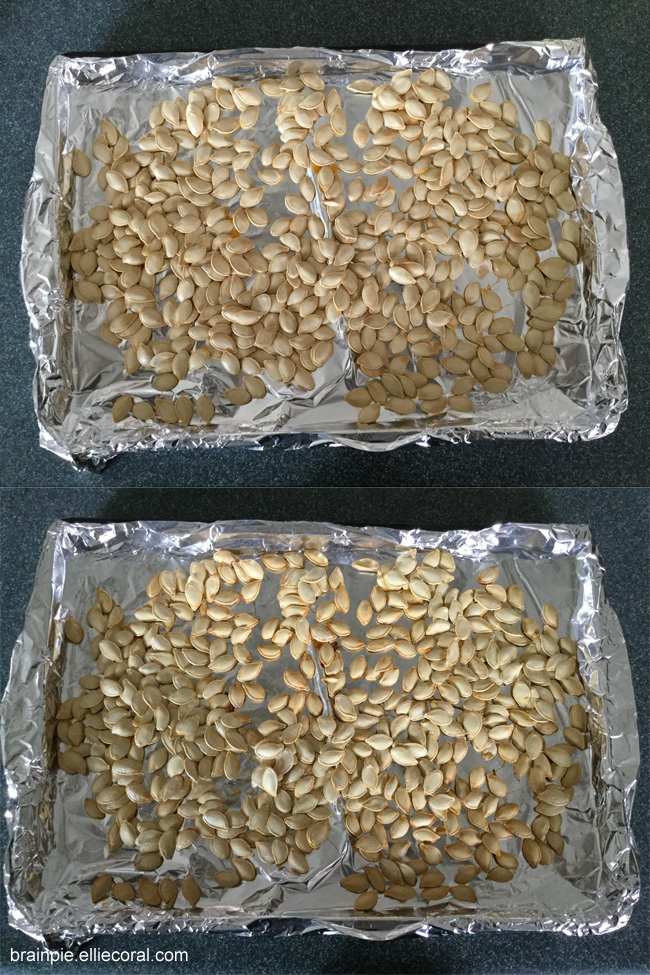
[58,545,588,913]
[67,64,580,428]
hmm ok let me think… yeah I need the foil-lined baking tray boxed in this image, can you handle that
[1,520,639,943]
[22,40,628,466]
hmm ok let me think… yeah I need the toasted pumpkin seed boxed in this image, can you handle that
[91,874,113,903]
[354,889,378,911]
[159,878,178,909]
[112,882,135,902]
[65,617,84,643]
[138,877,162,906]
[181,877,201,906]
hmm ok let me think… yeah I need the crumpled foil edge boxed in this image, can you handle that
[1,520,639,944]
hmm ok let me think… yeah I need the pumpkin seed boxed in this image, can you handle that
[91,874,113,903]
[181,877,201,906]
[68,69,577,428]
[385,883,416,901]
[159,878,178,909]
[451,885,477,903]
[65,617,84,643]
[138,877,162,906]
[421,885,450,900]
[354,889,378,911]
[341,874,370,893]
[111,882,135,902]
[72,149,92,177]
[112,395,133,423]
[213,869,241,888]
[61,535,589,911]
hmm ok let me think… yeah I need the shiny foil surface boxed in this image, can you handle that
[1,520,639,943]
[22,40,628,466]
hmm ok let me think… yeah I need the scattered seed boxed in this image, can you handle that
[181,877,201,906]
[451,885,477,903]
[355,889,378,911]
[213,870,241,888]
[91,874,113,903]
[384,883,416,901]
[112,395,133,423]
[72,149,92,177]
[69,68,574,429]
[61,538,589,912]
[138,877,162,906]
[159,878,178,909]
[65,617,84,643]
[111,882,135,903]
[341,874,370,893]
[421,886,450,901]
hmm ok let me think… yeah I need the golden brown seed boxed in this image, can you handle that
[159,830,177,860]
[84,798,104,820]
[422,869,445,887]
[135,852,163,872]
[72,149,93,177]
[358,402,381,424]
[445,842,474,861]
[159,878,178,909]
[522,838,541,868]
[355,889,378,911]
[454,865,480,885]
[65,617,84,643]
[91,874,113,903]
[486,867,514,883]
[421,886,450,901]
[341,874,370,893]
[181,877,201,906]
[384,883,416,901]
[175,396,194,427]
[233,859,257,882]
[562,763,582,789]
[470,82,492,103]
[213,870,241,888]
[112,395,133,423]
[112,882,135,902]
[364,866,386,892]
[345,388,372,408]
[195,395,215,423]
[542,603,559,628]
[451,885,477,903]
[570,703,588,731]
[225,387,252,406]
[138,877,162,906]
[132,401,155,421]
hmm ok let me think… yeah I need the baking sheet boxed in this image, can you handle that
[1,520,639,943]
[22,40,628,465]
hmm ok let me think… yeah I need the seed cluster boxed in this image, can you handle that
[58,545,588,913]
[67,64,580,428]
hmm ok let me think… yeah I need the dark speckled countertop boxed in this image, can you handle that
[0,0,649,487]
[1,488,648,974]
[0,0,648,972]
